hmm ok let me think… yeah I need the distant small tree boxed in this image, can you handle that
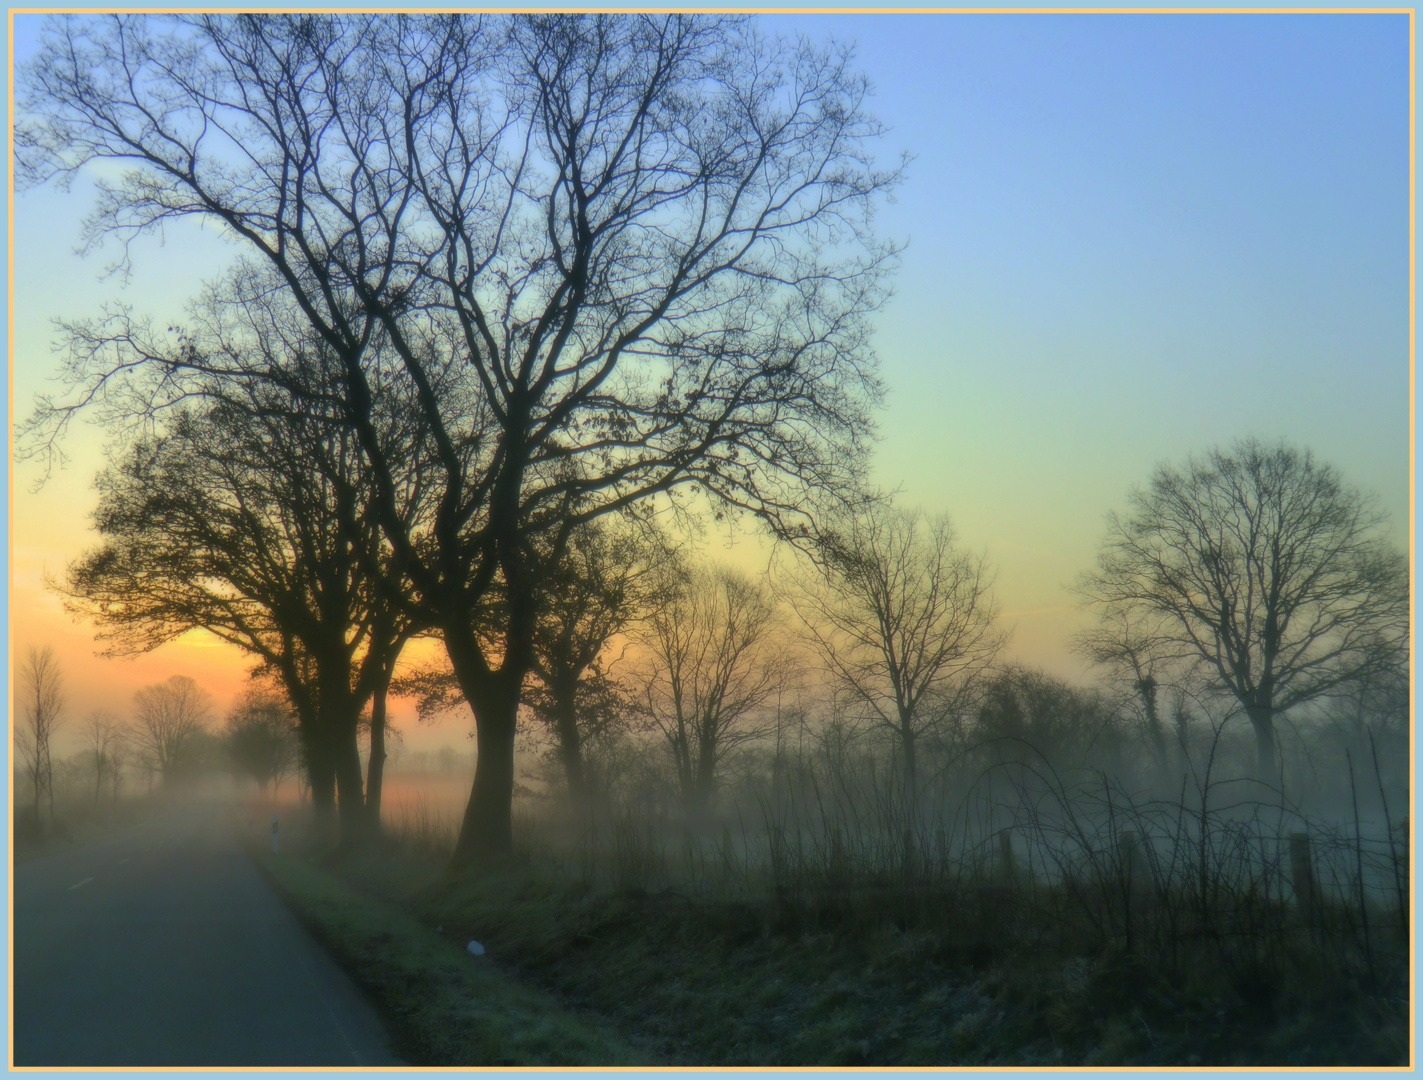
[131,675,214,783]
[1079,439,1409,788]
[107,732,131,801]
[18,647,65,824]
[788,504,1006,810]
[636,567,789,823]
[225,685,299,795]
[974,666,1124,774]
[1072,607,1182,774]
[82,711,127,803]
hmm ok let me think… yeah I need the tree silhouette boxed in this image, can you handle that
[1079,438,1408,788]
[63,352,420,842]
[788,504,1006,809]
[20,13,900,863]
[525,519,674,805]
[18,647,65,826]
[131,675,214,783]
[636,567,789,822]
[81,711,127,803]
[225,685,300,796]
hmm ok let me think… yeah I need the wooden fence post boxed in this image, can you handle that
[1290,832,1316,926]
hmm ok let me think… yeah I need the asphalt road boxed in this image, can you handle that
[12,799,402,1067]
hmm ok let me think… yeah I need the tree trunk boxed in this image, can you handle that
[1137,676,1167,772]
[901,726,918,817]
[687,729,718,827]
[1247,704,1279,789]
[302,721,339,842]
[552,681,586,806]
[450,685,519,868]
[366,679,389,832]
[308,750,337,819]
[445,566,536,869]
[333,726,367,848]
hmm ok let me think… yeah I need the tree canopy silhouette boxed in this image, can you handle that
[62,347,420,842]
[1078,438,1408,788]
[788,504,1006,808]
[20,13,901,864]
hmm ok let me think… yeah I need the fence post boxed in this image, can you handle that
[997,828,1017,887]
[901,827,917,884]
[718,824,733,885]
[1118,829,1142,894]
[1289,832,1316,926]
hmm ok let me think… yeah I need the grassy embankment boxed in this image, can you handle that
[251,804,1409,1068]
[249,828,647,1066]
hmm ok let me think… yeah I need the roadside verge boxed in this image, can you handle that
[247,841,648,1066]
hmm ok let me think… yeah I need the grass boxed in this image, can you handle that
[247,833,649,1066]
[251,739,1410,1067]
[317,834,1409,1067]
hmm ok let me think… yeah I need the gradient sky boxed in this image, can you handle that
[8,13,1412,756]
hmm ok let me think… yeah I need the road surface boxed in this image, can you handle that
[12,799,402,1067]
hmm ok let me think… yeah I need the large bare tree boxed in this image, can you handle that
[19,13,900,864]
[788,504,1006,808]
[1078,438,1409,788]
[18,646,65,824]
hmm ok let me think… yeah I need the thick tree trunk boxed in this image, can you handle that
[305,730,338,823]
[450,685,519,868]
[333,727,367,848]
[686,731,718,827]
[366,680,389,832]
[551,680,586,805]
[1247,704,1279,789]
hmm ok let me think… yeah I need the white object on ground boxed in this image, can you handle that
[466,940,485,956]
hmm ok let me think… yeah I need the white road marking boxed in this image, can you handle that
[117,858,130,864]
[68,878,93,891]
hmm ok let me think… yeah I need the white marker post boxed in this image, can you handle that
[272,813,280,854]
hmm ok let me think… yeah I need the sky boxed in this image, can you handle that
[7,12,1412,758]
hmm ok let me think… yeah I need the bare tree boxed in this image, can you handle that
[18,13,900,865]
[107,731,131,802]
[973,665,1125,773]
[18,647,65,825]
[1078,438,1409,788]
[131,676,214,783]
[787,504,1006,808]
[82,711,127,803]
[636,566,788,822]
